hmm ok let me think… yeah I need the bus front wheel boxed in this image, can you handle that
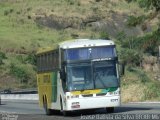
[60,97,71,116]
[106,107,114,113]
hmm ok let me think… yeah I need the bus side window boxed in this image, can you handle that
[52,52,55,70]
[37,56,40,72]
[42,55,45,72]
[46,53,49,71]
[39,56,41,72]
[44,54,47,71]
[39,55,42,72]
[49,53,52,70]
[42,54,45,71]
[55,51,58,69]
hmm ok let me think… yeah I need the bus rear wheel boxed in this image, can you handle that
[43,97,52,115]
[106,107,114,113]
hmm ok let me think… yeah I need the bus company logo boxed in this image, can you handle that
[1,112,18,120]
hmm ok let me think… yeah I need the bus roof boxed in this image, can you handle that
[37,39,115,54]
[59,39,115,49]
[36,45,58,55]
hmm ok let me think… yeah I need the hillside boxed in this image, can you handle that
[0,0,160,102]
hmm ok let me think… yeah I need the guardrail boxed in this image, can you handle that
[0,89,38,104]
[1,94,38,100]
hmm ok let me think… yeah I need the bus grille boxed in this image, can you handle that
[96,93,106,96]
[82,94,93,97]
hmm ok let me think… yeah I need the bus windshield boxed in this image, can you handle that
[64,46,115,60]
[66,61,119,91]
[67,63,94,91]
[94,61,119,89]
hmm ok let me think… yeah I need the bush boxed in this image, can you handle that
[119,48,143,66]
[143,82,160,100]
[0,52,7,65]
[9,63,29,84]
[116,31,126,42]
[95,0,102,2]
[4,8,14,16]
[119,28,160,56]
[90,33,96,39]
[136,29,160,55]
[27,7,32,11]
[0,52,6,59]
[67,0,75,5]
[4,10,9,16]
[67,0,80,6]
[125,0,133,3]
[91,6,99,13]
[16,55,25,64]
[127,15,146,27]
[99,31,110,40]
[138,71,149,83]
[126,67,149,83]
[25,53,36,65]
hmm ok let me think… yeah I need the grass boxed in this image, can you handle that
[121,84,146,102]
[107,0,146,15]
[0,0,99,51]
[0,0,149,52]
[121,66,160,102]
[0,1,59,49]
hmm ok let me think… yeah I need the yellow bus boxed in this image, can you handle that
[37,39,121,115]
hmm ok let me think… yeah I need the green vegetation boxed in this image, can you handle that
[127,15,146,27]
[117,0,160,102]
[137,0,160,11]
[99,32,110,40]
[10,63,29,84]
[0,0,159,102]
[121,66,160,102]
[0,52,7,65]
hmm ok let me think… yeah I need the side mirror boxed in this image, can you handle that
[119,63,125,76]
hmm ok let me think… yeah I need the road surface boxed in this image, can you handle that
[0,100,160,120]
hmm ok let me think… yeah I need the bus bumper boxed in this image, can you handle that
[64,95,120,111]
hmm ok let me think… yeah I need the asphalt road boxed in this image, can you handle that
[0,100,160,120]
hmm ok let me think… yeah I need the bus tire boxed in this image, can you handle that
[43,96,52,115]
[62,110,71,116]
[60,97,70,116]
[106,107,114,113]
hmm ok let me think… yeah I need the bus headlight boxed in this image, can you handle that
[109,92,114,95]
[66,95,79,99]
[109,91,120,95]
[66,96,70,99]
[114,91,119,95]
[71,95,79,98]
